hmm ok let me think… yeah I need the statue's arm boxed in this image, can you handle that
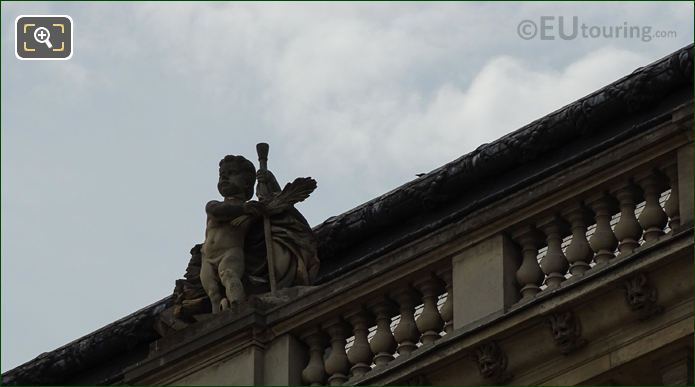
[205,200,245,221]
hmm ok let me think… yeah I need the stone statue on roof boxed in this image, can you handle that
[172,143,319,319]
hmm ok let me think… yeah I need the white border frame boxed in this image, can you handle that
[15,14,74,61]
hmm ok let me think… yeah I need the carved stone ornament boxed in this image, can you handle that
[474,341,512,384]
[623,273,663,320]
[547,310,586,355]
[172,244,211,322]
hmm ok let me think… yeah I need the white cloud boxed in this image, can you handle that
[107,6,656,190]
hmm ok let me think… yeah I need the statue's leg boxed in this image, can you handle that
[200,261,224,313]
[219,254,245,305]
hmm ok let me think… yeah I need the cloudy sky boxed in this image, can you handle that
[1,1,692,372]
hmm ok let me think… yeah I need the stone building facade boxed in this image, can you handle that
[3,44,693,386]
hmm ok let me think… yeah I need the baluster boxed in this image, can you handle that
[437,268,454,334]
[512,226,544,300]
[562,204,593,276]
[323,318,350,385]
[538,216,570,290]
[301,327,327,386]
[390,287,420,356]
[414,274,445,345]
[636,170,668,242]
[345,309,373,379]
[368,297,397,367]
[612,181,643,255]
[587,192,619,265]
[663,163,680,231]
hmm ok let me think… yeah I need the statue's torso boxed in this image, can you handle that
[202,216,250,264]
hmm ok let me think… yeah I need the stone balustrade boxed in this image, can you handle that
[293,143,691,385]
[298,271,452,385]
[282,126,694,384]
[511,158,680,304]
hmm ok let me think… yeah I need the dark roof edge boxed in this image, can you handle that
[2,44,692,385]
[313,44,693,261]
[1,298,169,385]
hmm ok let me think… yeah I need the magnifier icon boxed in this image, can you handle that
[33,27,52,49]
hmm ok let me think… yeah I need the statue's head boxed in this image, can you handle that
[218,155,256,200]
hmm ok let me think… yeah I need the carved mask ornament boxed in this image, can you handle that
[624,273,662,320]
[474,341,511,384]
[547,310,586,354]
